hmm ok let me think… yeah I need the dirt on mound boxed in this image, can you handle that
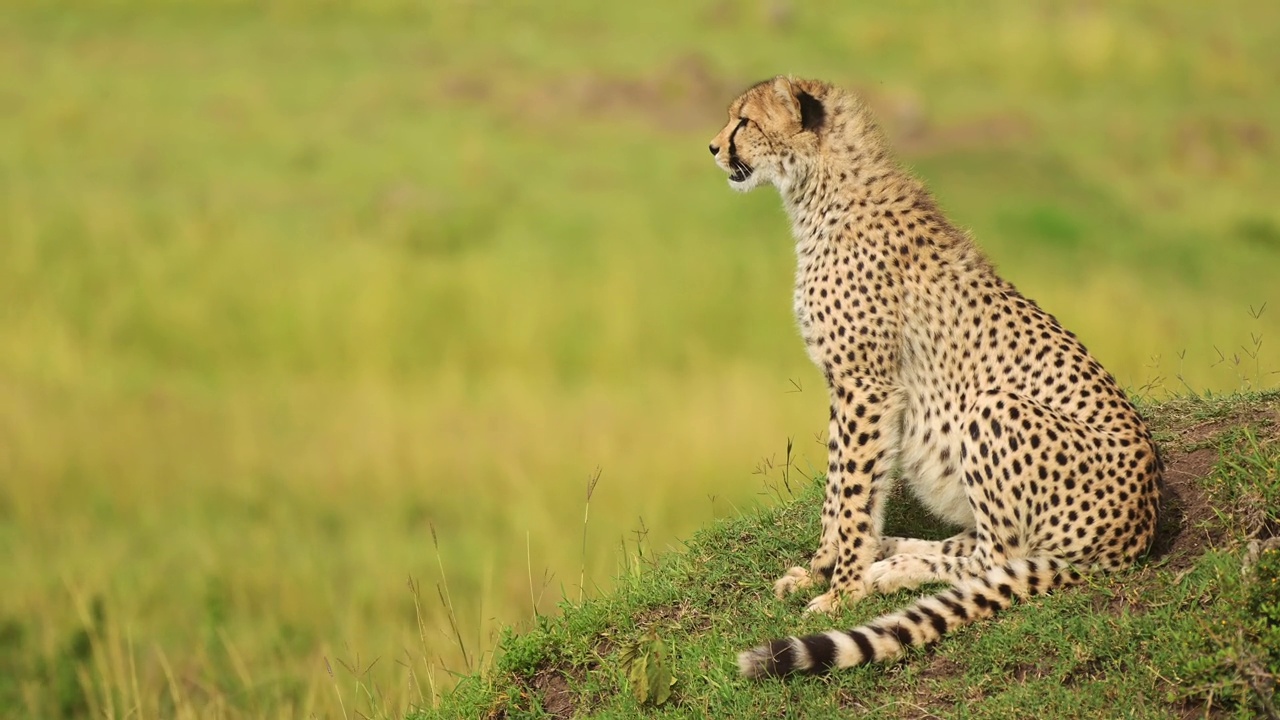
[530,670,573,720]
[1149,395,1280,568]
[1150,445,1225,569]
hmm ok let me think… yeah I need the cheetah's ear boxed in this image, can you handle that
[771,76,800,120]
[772,76,825,133]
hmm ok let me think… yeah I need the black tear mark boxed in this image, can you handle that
[727,117,747,158]
[797,90,825,132]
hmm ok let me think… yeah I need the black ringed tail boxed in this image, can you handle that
[738,557,1083,679]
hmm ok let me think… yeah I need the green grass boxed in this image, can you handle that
[1,1,1279,717]
[425,392,1280,719]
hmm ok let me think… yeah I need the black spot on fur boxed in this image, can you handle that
[938,593,969,620]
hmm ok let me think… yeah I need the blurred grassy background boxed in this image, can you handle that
[1,0,1278,717]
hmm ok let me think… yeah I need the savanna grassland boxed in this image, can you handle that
[1,1,1278,718]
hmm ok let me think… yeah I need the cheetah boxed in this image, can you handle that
[708,77,1162,679]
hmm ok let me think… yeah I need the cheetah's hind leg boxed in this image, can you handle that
[877,529,979,560]
[866,552,987,594]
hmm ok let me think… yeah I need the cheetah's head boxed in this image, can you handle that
[709,76,828,194]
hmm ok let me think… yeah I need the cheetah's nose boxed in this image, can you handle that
[709,144,719,156]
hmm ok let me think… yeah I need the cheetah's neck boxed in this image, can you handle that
[779,137,993,291]
[780,148,921,256]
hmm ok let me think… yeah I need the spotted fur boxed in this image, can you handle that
[708,77,1161,679]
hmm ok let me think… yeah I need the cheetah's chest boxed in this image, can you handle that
[793,278,826,370]
[792,245,868,374]
[898,390,975,528]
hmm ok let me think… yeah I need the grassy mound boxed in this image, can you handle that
[420,392,1280,719]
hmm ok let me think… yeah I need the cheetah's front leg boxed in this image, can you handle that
[790,385,902,613]
[774,406,843,599]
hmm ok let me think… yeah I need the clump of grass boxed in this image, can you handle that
[429,522,470,676]
[580,468,603,604]
[1211,429,1280,538]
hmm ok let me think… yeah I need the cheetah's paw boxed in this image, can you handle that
[803,581,868,614]
[803,590,842,614]
[773,566,816,599]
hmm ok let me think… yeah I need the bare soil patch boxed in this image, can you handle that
[530,670,573,720]
[1146,394,1280,568]
[1150,446,1225,569]
[634,600,712,634]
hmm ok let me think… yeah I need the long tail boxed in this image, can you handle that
[738,556,1083,679]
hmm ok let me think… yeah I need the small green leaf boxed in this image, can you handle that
[647,652,673,706]
[621,630,677,707]
[628,650,650,703]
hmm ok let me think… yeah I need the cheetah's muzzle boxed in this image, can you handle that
[729,158,753,183]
